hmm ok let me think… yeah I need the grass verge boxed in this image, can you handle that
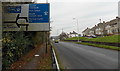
[76,42,120,51]
[85,34,120,43]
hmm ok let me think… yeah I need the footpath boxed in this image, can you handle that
[10,43,52,70]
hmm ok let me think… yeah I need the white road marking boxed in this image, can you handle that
[52,48,60,71]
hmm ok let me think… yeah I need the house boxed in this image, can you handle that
[69,31,78,37]
[82,28,90,37]
[95,22,107,36]
[105,17,120,35]
[89,25,98,36]
[82,17,120,37]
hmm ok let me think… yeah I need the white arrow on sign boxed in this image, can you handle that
[44,11,48,15]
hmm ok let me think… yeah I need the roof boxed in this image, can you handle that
[105,18,118,25]
[90,25,98,31]
[82,27,90,33]
[70,31,78,34]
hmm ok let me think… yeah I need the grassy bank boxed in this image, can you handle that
[65,34,120,43]
[85,35,120,43]
[76,42,120,51]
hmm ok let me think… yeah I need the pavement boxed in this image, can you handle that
[22,45,46,69]
[53,41,118,69]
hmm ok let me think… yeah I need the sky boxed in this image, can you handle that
[37,0,119,36]
[0,0,119,36]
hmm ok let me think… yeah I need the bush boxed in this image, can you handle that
[2,31,48,69]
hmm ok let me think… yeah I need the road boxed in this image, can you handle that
[53,41,118,69]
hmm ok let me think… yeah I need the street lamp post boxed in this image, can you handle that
[73,18,79,42]
[46,0,48,3]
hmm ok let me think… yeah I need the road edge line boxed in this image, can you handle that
[52,48,60,71]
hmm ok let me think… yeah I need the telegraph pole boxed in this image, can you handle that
[46,0,48,3]
[73,18,79,42]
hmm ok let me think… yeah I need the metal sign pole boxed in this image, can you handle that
[46,32,48,53]
[46,0,48,3]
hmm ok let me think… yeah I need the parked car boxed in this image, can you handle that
[92,35,97,38]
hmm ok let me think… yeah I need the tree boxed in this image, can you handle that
[59,32,68,40]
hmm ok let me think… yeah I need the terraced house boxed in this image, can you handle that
[82,17,120,37]
[89,25,97,36]
[82,28,90,36]
[105,17,120,35]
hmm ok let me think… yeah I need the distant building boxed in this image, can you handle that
[69,31,78,37]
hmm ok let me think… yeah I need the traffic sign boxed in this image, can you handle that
[5,6,21,13]
[3,3,50,31]
[29,4,49,23]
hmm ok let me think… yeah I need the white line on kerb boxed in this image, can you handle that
[52,48,60,71]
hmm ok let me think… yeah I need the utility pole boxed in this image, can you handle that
[46,0,48,3]
[73,18,79,42]
[62,28,63,33]
[57,29,58,36]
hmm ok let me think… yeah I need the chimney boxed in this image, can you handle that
[116,16,119,19]
[103,21,105,23]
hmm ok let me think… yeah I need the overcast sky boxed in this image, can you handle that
[37,0,119,36]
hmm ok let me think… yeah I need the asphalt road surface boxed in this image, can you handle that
[53,41,118,69]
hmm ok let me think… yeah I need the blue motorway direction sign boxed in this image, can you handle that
[5,6,21,13]
[29,4,49,23]
[3,3,50,31]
